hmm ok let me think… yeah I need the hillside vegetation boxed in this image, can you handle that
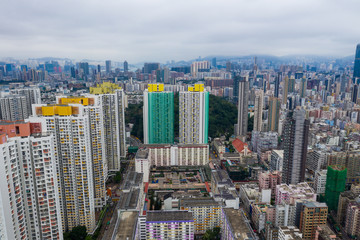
[125,94,238,141]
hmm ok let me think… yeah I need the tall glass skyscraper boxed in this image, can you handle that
[143,84,174,144]
[354,44,360,79]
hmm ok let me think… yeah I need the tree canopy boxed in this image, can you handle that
[125,94,238,141]
[64,226,87,240]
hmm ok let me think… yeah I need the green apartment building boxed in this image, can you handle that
[143,84,174,144]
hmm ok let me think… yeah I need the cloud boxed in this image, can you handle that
[0,0,359,63]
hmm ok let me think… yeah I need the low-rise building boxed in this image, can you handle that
[239,184,261,213]
[259,171,282,196]
[306,150,327,173]
[345,202,360,238]
[270,150,284,171]
[145,211,194,239]
[275,182,316,205]
[275,204,296,227]
[180,198,221,234]
[221,208,258,240]
[211,169,239,209]
[135,149,150,182]
[143,144,209,166]
[251,204,276,232]
[337,191,358,225]
[314,225,338,240]
[278,226,302,240]
[314,170,327,194]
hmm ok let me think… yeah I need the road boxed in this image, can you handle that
[101,163,134,240]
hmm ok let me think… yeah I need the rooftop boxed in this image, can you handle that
[303,201,328,208]
[146,211,193,222]
[223,208,255,240]
[135,148,148,159]
[232,138,250,153]
[180,198,219,208]
[114,211,138,240]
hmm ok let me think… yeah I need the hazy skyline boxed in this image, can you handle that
[1,0,359,63]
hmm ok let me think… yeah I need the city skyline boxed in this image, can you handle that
[1,0,360,62]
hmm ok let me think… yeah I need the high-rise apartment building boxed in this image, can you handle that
[179,84,209,144]
[90,82,127,171]
[314,169,327,194]
[282,76,289,104]
[268,97,281,132]
[345,202,360,238]
[10,87,41,116]
[324,165,347,211]
[337,190,358,225]
[143,84,174,144]
[57,96,108,208]
[327,150,360,184]
[191,61,210,77]
[30,104,96,233]
[282,109,309,184]
[299,202,328,240]
[274,73,280,98]
[105,60,111,73]
[236,77,249,137]
[300,77,307,98]
[0,95,28,121]
[354,44,360,79]
[288,78,295,93]
[143,62,160,74]
[253,90,263,132]
[0,121,62,240]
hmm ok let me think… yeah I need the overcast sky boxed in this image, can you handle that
[1,0,359,63]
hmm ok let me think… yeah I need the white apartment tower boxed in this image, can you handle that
[10,87,41,116]
[0,121,63,240]
[191,61,210,77]
[90,82,127,171]
[30,104,96,233]
[0,95,28,121]
[179,84,209,144]
[56,96,108,209]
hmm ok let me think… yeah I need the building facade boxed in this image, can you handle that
[179,84,209,144]
[299,202,328,240]
[0,121,62,240]
[89,82,127,171]
[145,211,194,239]
[57,96,108,208]
[0,95,28,121]
[254,90,264,132]
[30,104,96,233]
[282,109,309,184]
[144,144,209,166]
[236,77,249,137]
[143,84,174,144]
[268,97,281,132]
[180,198,221,234]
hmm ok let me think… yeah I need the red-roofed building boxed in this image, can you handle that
[232,138,251,156]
